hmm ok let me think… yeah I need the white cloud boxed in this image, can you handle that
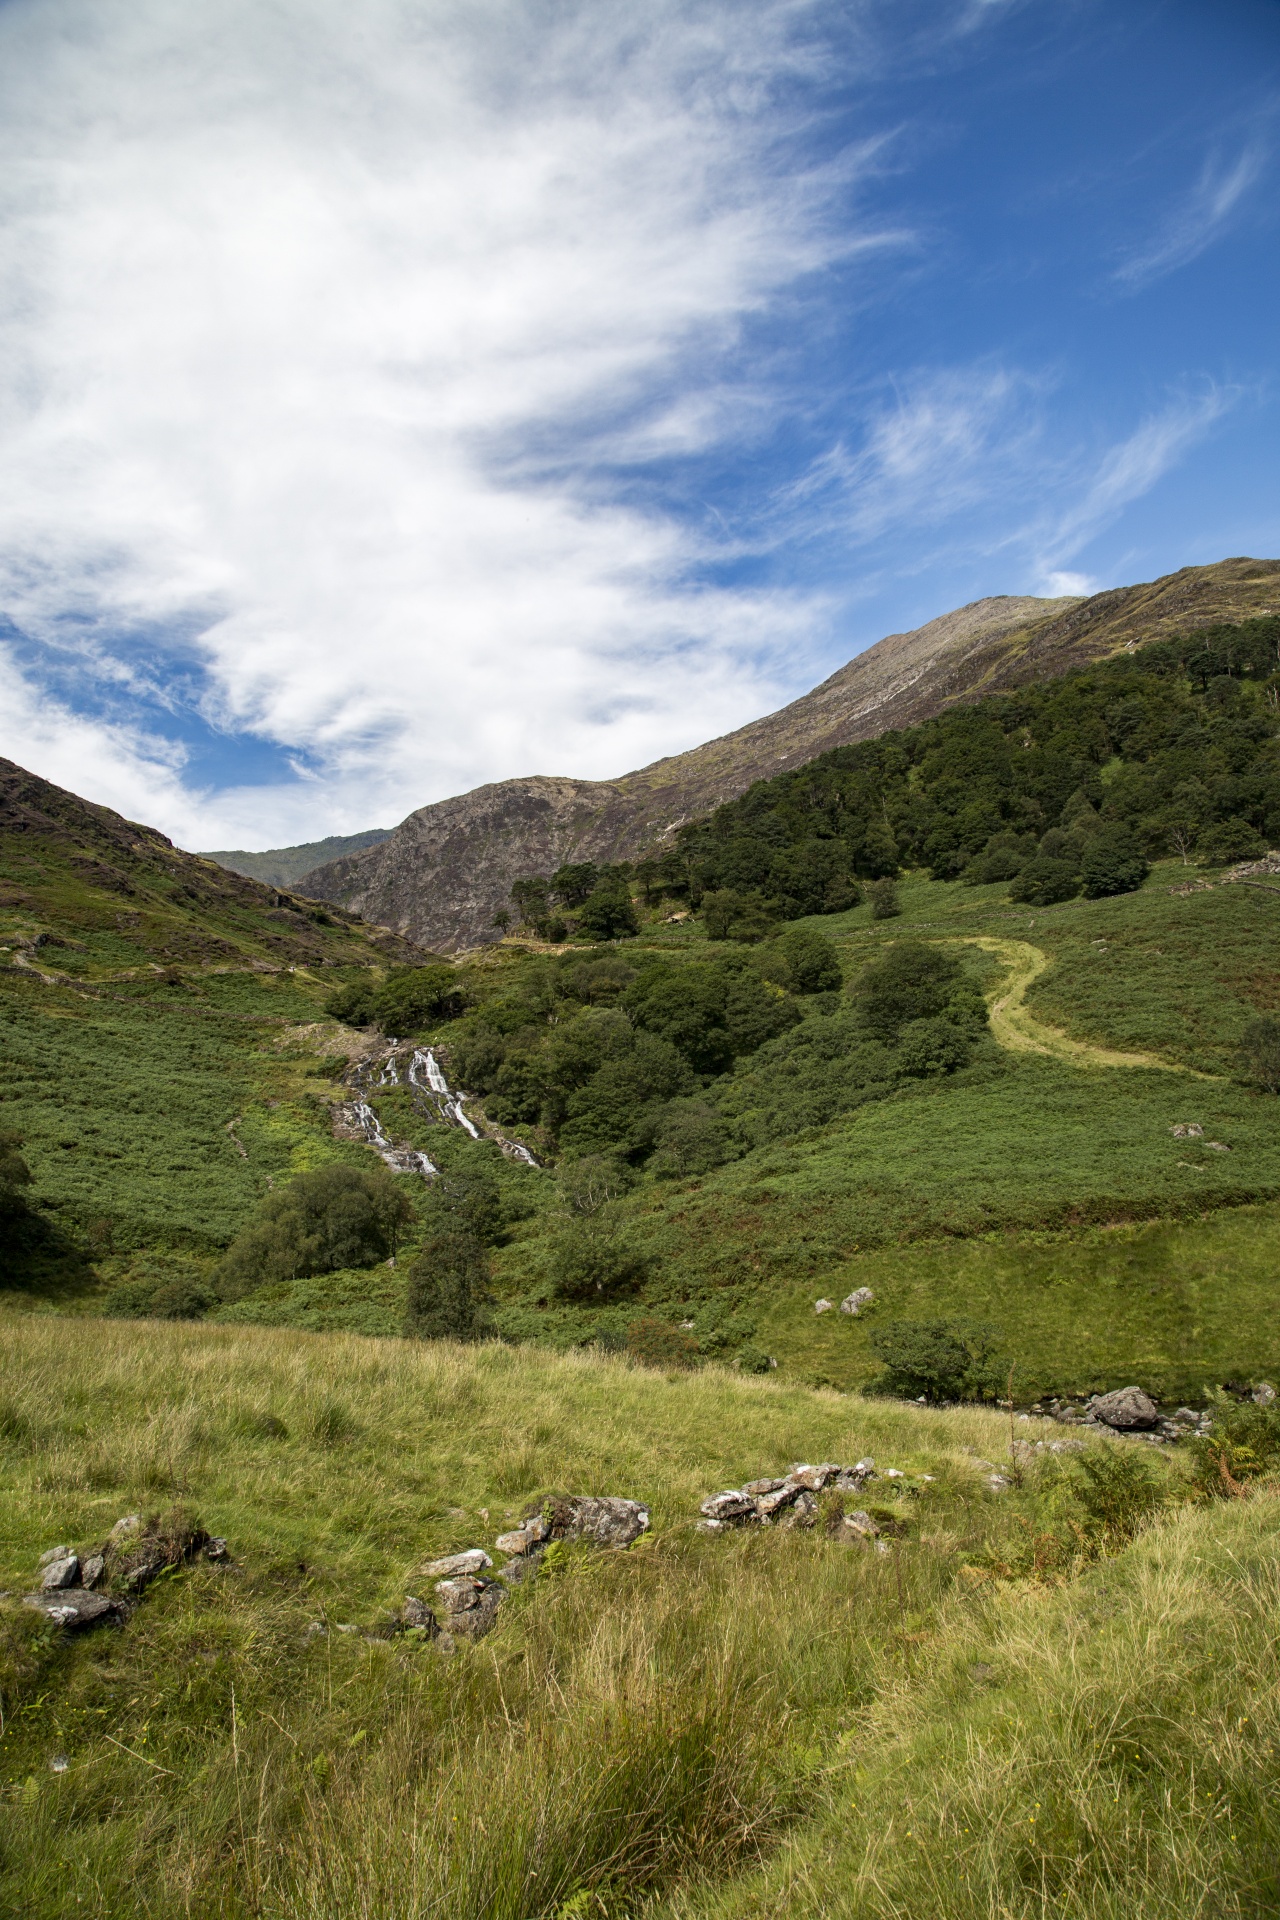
[0,0,887,847]
[1115,138,1268,289]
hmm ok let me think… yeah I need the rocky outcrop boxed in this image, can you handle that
[298,558,1280,950]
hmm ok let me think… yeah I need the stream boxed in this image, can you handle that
[339,1044,539,1177]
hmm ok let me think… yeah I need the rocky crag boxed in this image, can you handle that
[297,557,1279,950]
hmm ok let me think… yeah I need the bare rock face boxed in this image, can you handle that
[297,559,1280,950]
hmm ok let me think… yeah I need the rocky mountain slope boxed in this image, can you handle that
[200,827,392,889]
[301,557,1279,950]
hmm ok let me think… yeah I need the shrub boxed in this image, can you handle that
[1196,818,1267,867]
[1240,1015,1280,1094]
[774,927,842,994]
[1080,826,1150,899]
[576,885,639,942]
[557,1154,636,1216]
[1073,1446,1165,1544]
[1189,1399,1280,1496]
[549,1217,649,1302]
[1009,855,1079,906]
[403,1228,491,1340]
[869,1316,1005,1402]
[373,964,467,1033]
[215,1165,414,1296]
[735,1343,773,1374]
[625,1317,699,1370]
[867,877,901,920]
[323,978,378,1026]
[855,942,964,1043]
[896,1015,973,1077]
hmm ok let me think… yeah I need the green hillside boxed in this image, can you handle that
[200,827,393,890]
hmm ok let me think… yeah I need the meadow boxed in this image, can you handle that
[1,1314,1275,1920]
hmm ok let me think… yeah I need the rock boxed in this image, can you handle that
[779,1490,818,1529]
[38,1546,71,1568]
[985,1473,1011,1492]
[788,1463,842,1491]
[743,1478,786,1496]
[544,1496,650,1550]
[883,1468,905,1480]
[303,1622,327,1642]
[1204,1141,1231,1153]
[81,1554,106,1589]
[755,1480,804,1519]
[843,1510,879,1540]
[1171,1123,1203,1139]
[400,1596,439,1634]
[1172,1407,1201,1424]
[108,1516,141,1545]
[122,1557,171,1592]
[1053,1405,1086,1424]
[699,1491,757,1523]
[814,1299,833,1314]
[840,1288,874,1315]
[495,1514,550,1556]
[419,1549,494,1579]
[1090,1386,1160,1431]
[23,1589,121,1630]
[696,1518,726,1533]
[434,1576,503,1641]
[40,1554,79,1591]
[1253,1382,1277,1406]
[335,1623,360,1635]
[205,1538,230,1562]
[833,1461,875,1490]
[497,1552,543,1584]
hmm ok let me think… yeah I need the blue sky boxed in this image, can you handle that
[0,0,1276,848]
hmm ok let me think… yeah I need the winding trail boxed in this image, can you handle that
[956,936,1218,1079]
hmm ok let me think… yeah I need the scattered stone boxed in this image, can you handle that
[1089,1386,1160,1431]
[23,1589,122,1630]
[495,1514,550,1556]
[696,1456,879,1531]
[814,1299,834,1314]
[303,1622,327,1642]
[779,1490,818,1529]
[789,1462,842,1491]
[40,1553,80,1591]
[81,1554,106,1589]
[984,1473,1011,1492]
[400,1596,439,1634]
[1171,1123,1203,1139]
[743,1477,786,1496]
[1204,1141,1231,1153]
[49,1755,68,1773]
[539,1496,650,1550]
[843,1510,880,1540]
[336,1623,360,1635]
[1253,1382,1277,1406]
[434,1575,504,1641]
[840,1288,874,1315]
[38,1546,71,1568]
[108,1516,141,1545]
[700,1491,757,1523]
[496,1554,541,1585]
[419,1549,493,1579]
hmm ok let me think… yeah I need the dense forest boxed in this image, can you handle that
[505,617,1280,943]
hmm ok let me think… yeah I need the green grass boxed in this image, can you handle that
[0,1313,1274,1918]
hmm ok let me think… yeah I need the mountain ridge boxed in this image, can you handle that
[289,556,1278,949]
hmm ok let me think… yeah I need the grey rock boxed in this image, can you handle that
[755,1480,804,1519]
[303,1622,327,1642]
[814,1299,834,1314]
[546,1496,650,1550]
[23,1589,121,1630]
[420,1549,493,1579]
[779,1490,818,1529]
[81,1554,106,1589]
[843,1510,880,1540]
[1171,1123,1203,1139]
[840,1288,875,1315]
[985,1473,1012,1492]
[497,1550,543,1584]
[1204,1141,1230,1153]
[1172,1407,1201,1425]
[699,1491,756,1522]
[400,1596,439,1634]
[495,1513,549,1556]
[743,1478,786,1496]
[789,1463,842,1491]
[205,1538,230,1562]
[1090,1386,1160,1431]
[1253,1382,1276,1406]
[40,1554,79,1591]
[435,1577,504,1641]
[696,1518,727,1534]
[38,1546,71,1568]
[108,1515,141,1545]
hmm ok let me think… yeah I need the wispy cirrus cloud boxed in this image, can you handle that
[1115,137,1269,290]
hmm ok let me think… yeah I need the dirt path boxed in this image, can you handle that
[957,936,1218,1078]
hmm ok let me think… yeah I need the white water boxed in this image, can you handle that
[340,1044,539,1172]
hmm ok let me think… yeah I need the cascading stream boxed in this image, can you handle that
[338,1044,539,1174]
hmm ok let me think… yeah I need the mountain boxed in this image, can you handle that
[0,759,424,971]
[200,827,393,888]
[300,556,1280,950]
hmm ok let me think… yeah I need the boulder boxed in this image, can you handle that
[434,1575,504,1641]
[699,1491,757,1523]
[108,1515,141,1545]
[543,1496,650,1550]
[814,1299,833,1314]
[400,1596,439,1634]
[743,1478,786,1497]
[840,1288,874,1315]
[843,1510,879,1540]
[23,1589,122,1630]
[755,1480,804,1519]
[788,1463,842,1491]
[81,1554,106,1589]
[40,1553,79,1591]
[419,1549,493,1579]
[1253,1382,1277,1406]
[1171,1123,1203,1139]
[495,1514,550,1556]
[1090,1386,1160,1431]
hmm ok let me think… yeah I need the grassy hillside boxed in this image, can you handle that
[1,1316,1277,1918]
[201,828,393,890]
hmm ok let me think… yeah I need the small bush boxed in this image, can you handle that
[625,1317,699,1370]
[1189,1399,1280,1496]
[1009,855,1080,906]
[1239,1015,1280,1094]
[323,979,377,1026]
[773,927,843,994]
[373,964,467,1033]
[734,1343,773,1374]
[869,1316,1005,1403]
[867,877,901,920]
[1196,818,1266,867]
[403,1228,492,1340]
[1073,1445,1165,1544]
[549,1218,649,1302]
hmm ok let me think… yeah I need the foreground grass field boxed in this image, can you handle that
[0,1316,1276,1919]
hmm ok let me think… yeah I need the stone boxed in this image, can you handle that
[833,1462,875,1490]
[778,1490,818,1529]
[419,1549,493,1579]
[743,1478,786,1496]
[696,1518,726,1533]
[205,1539,230,1562]
[985,1473,1011,1492]
[1204,1141,1231,1153]
[23,1589,121,1630]
[699,1491,756,1522]
[1172,1407,1201,1425]
[38,1546,71,1568]
[1171,1123,1203,1139]
[544,1496,650,1550]
[788,1463,842,1491]
[1053,1405,1086,1424]
[108,1515,141,1545]
[840,1288,874,1315]
[1253,1382,1277,1406]
[400,1596,439,1634]
[81,1554,106,1589]
[497,1551,543,1584]
[843,1510,879,1539]
[495,1513,550,1557]
[1090,1386,1160,1431]
[40,1554,79,1591]
[814,1299,834,1314]
[435,1576,503,1641]
[755,1480,804,1519]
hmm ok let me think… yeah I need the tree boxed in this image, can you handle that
[550,862,599,907]
[625,1317,699,1369]
[511,877,552,935]
[1009,856,1079,906]
[549,1216,649,1301]
[373,965,467,1033]
[774,927,842,993]
[491,908,512,934]
[867,877,900,920]
[869,1317,1006,1403]
[1240,1015,1280,1095]
[403,1228,491,1340]
[855,942,964,1043]
[0,1129,35,1263]
[1196,819,1266,868]
[1079,827,1150,899]
[576,883,639,942]
[323,977,378,1025]
[216,1164,414,1297]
